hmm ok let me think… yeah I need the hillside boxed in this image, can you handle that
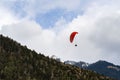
[88,60,120,80]
[0,34,114,80]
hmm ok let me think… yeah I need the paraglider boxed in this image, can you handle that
[75,44,77,46]
[70,31,78,46]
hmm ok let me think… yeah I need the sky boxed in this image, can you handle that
[0,0,120,65]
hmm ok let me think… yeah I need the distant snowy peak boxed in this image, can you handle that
[78,61,89,67]
[73,61,89,68]
[64,60,76,65]
[64,60,89,68]
[64,60,120,71]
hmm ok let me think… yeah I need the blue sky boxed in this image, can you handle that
[35,9,82,28]
[0,0,120,65]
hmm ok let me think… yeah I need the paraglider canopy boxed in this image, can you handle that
[70,31,78,46]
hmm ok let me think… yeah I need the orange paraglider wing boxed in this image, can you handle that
[70,32,78,43]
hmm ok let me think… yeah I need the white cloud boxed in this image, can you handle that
[91,13,120,54]
[1,20,42,41]
[0,7,19,30]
